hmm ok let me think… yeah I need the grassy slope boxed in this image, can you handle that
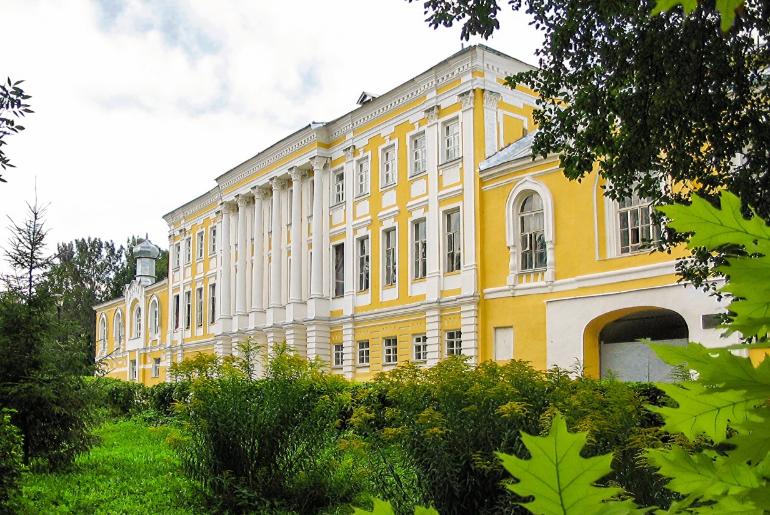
[13,419,204,514]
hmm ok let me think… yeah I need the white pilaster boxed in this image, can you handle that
[308,156,329,318]
[483,90,501,159]
[459,90,478,296]
[343,146,355,315]
[235,194,250,328]
[267,177,285,326]
[460,302,479,364]
[219,202,233,332]
[424,105,441,302]
[287,168,306,321]
[426,307,441,366]
[285,323,307,357]
[306,321,330,364]
[250,187,266,325]
[342,321,354,379]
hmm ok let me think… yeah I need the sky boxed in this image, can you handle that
[1,0,541,267]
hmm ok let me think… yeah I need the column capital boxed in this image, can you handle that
[483,90,501,109]
[270,176,287,192]
[310,155,329,173]
[288,167,303,183]
[343,145,355,161]
[458,90,474,110]
[236,193,252,207]
[220,200,235,214]
[251,185,268,200]
[424,105,440,123]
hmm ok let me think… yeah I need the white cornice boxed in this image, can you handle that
[163,186,221,226]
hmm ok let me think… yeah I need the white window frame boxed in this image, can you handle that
[129,359,137,381]
[183,290,191,330]
[356,157,370,197]
[184,237,192,264]
[173,293,180,330]
[380,144,397,188]
[442,118,460,163]
[357,236,370,292]
[174,242,181,269]
[196,286,204,328]
[333,243,345,298]
[446,329,462,356]
[333,343,344,369]
[357,340,370,366]
[444,209,461,273]
[383,337,398,365]
[413,334,427,362]
[209,283,216,324]
[410,131,427,177]
[412,218,427,280]
[332,168,345,206]
[209,225,217,255]
[196,231,204,260]
[99,315,107,353]
[113,310,123,350]
[615,194,659,255]
[133,305,142,339]
[383,227,397,287]
[518,193,547,272]
[151,357,161,378]
[149,298,159,338]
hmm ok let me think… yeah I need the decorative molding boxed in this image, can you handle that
[251,185,268,200]
[458,90,474,110]
[236,193,252,207]
[483,90,501,109]
[288,166,303,183]
[311,155,329,173]
[425,105,440,124]
[271,176,286,192]
[344,145,356,161]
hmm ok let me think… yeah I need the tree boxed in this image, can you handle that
[0,78,33,182]
[408,0,769,290]
[3,197,51,300]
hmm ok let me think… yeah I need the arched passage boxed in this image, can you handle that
[583,307,688,381]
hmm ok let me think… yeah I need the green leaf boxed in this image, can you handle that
[725,416,770,466]
[657,192,770,255]
[352,499,396,515]
[651,0,744,30]
[497,414,627,515]
[651,0,698,16]
[414,507,440,515]
[649,382,765,441]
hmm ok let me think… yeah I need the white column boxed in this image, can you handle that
[459,89,478,296]
[288,168,304,320]
[424,105,441,302]
[267,177,285,325]
[460,302,479,364]
[251,186,266,318]
[342,321,354,378]
[426,307,441,366]
[343,145,356,315]
[235,194,250,322]
[220,202,233,324]
[483,90,501,159]
[308,156,329,317]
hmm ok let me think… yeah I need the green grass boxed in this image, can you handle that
[12,419,205,514]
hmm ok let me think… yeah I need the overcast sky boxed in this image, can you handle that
[2,0,540,267]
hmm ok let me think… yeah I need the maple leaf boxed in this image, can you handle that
[497,414,630,515]
[352,499,438,515]
[652,0,744,31]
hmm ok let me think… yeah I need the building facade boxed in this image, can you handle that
[94,45,735,385]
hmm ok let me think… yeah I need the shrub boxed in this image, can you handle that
[87,376,147,418]
[0,409,23,511]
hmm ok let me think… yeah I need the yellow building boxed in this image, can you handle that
[95,45,734,384]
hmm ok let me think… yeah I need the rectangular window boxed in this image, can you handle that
[357,236,370,291]
[210,225,217,254]
[381,145,396,187]
[383,228,397,287]
[196,231,204,260]
[413,334,427,362]
[152,357,161,378]
[443,119,460,162]
[333,243,345,298]
[129,359,137,381]
[383,337,398,365]
[412,219,426,279]
[357,340,370,366]
[445,209,461,273]
[184,290,191,330]
[446,329,462,356]
[209,283,216,323]
[411,132,426,176]
[333,168,345,205]
[356,157,369,196]
[333,343,344,368]
[618,194,659,254]
[173,294,180,330]
[174,242,181,269]
[184,237,192,264]
[196,287,203,327]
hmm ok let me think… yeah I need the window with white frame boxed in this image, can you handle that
[383,228,397,287]
[412,219,426,279]
[617,193,659,254]
[99,316,107,353]
[129,359,137,381]
[173,294,180,330]
[152,357,161,378]
[210,225,217,254]
[357,340,370,366]
[209,283,216,324]
[446,329,462,356]
[196,231,204,260]
[333,168,345,205]
[150,300,159,338]
[442,118,460,162]
[410,132,426,176]
[333,343,344,368]
[519,193,547,271]
[381,145,396,187]
[383,337,398,365]
[445,209,461,273]
[134,306,142,339]
[356,157,369,196]
[333,243,345,298]
[114,311,123,349]
[196,287,203,327]
[413,334,427,362]
[184,237,192,264]
[184,290,191,330]
[357,236,370,291]
[174,242,181,269]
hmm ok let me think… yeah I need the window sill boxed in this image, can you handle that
[356,364,370,369]
[357,288,370,294]
[409,170,427,180]
[444,270,461,277]
[331,201,345,209]
[438,157,462,170]
[412,277,426,283]
[382,284,397,290]
[379,182,397,193]
[332,365,344,370]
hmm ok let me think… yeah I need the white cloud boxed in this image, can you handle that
[1,0,540,270]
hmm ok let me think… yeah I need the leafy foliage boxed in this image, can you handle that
[353,498,439,515]
[0,409,23,511]
[0,78,32,181]
[652,0,745,30]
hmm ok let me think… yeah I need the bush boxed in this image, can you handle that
[0,409,23,511]
[179,346,364,513]
[87,376,147,418]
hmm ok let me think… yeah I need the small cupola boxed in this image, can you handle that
[133,236,160,286]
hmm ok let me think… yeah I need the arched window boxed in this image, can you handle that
[99,316,107,353]
[134,306,142,338]
[518,193,546,271]
[113,310,123,350]
[149,299,159,338]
